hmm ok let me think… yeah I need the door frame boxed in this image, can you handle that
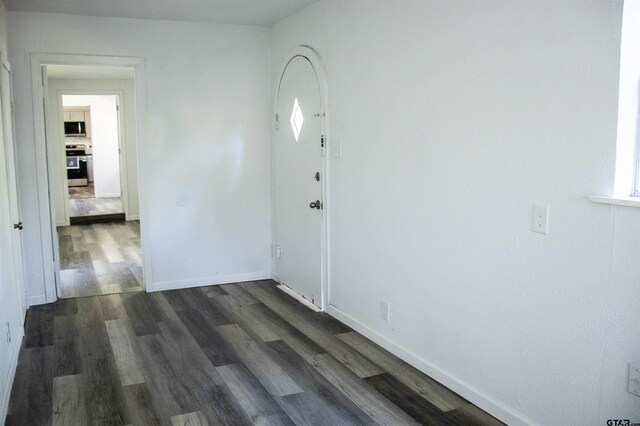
[273,45,331,311]
[55,90,129,226]
[29,53,151,304]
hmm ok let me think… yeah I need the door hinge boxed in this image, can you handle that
[275,113,280,130]
[321,135,325,148]
[10,101,14,117]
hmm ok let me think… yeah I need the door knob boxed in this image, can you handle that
[309,200,322,210]
[13,222,23,230]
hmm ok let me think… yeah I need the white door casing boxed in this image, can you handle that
[41,65,65,299]
[29,53,149,304]
[274,52,326,309]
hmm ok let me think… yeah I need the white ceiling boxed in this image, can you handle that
[4,0,318,26]
[47,65,135,80]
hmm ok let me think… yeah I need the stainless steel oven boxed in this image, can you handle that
[66,145,88,186]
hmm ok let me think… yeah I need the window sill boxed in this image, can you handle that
[588,195,640,208]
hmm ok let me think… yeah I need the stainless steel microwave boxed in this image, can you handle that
[64,121,86,137]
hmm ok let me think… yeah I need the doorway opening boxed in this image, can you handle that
[45,64,143,299]
[62,95,124,224]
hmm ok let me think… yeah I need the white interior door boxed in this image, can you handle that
[275,55,323,308]
[0,74,11,411]
[1,61,25,317]
[0,59,22,399]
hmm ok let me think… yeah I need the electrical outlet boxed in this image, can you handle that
[629,363,640,397]
[380,301,390,322]
[532,204,549,234]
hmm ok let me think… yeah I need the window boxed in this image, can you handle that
[613,0,640,198]
[634,93,640,197]
[290,98,304,142]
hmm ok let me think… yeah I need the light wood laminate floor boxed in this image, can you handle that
[6,280,503,425]
[69,184,96,199]
[69,184,122,217]
[58,221,142,298]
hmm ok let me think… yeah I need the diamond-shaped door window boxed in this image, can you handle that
[290,98,304,142]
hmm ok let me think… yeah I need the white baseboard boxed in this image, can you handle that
[151,271,271,292]
[271,271,279,281]
[1,326,24,425]
[326,304,537,426]
[95,192,121,198]
[26,294,47,307]
[127,214,140,221]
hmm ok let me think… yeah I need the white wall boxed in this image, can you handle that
[272,1,638,425]
[49,79,139,224]
[64,95,121,198]
[8,12,272,301]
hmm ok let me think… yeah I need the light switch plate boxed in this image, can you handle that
[380,301,390,322]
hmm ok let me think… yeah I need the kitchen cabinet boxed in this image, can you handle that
[64,111,86,122]
[69,111,85,121]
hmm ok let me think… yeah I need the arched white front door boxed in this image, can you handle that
[274,55,323,308]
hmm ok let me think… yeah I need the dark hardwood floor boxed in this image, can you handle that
[6,281,504,425]
[58,221,142,298]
